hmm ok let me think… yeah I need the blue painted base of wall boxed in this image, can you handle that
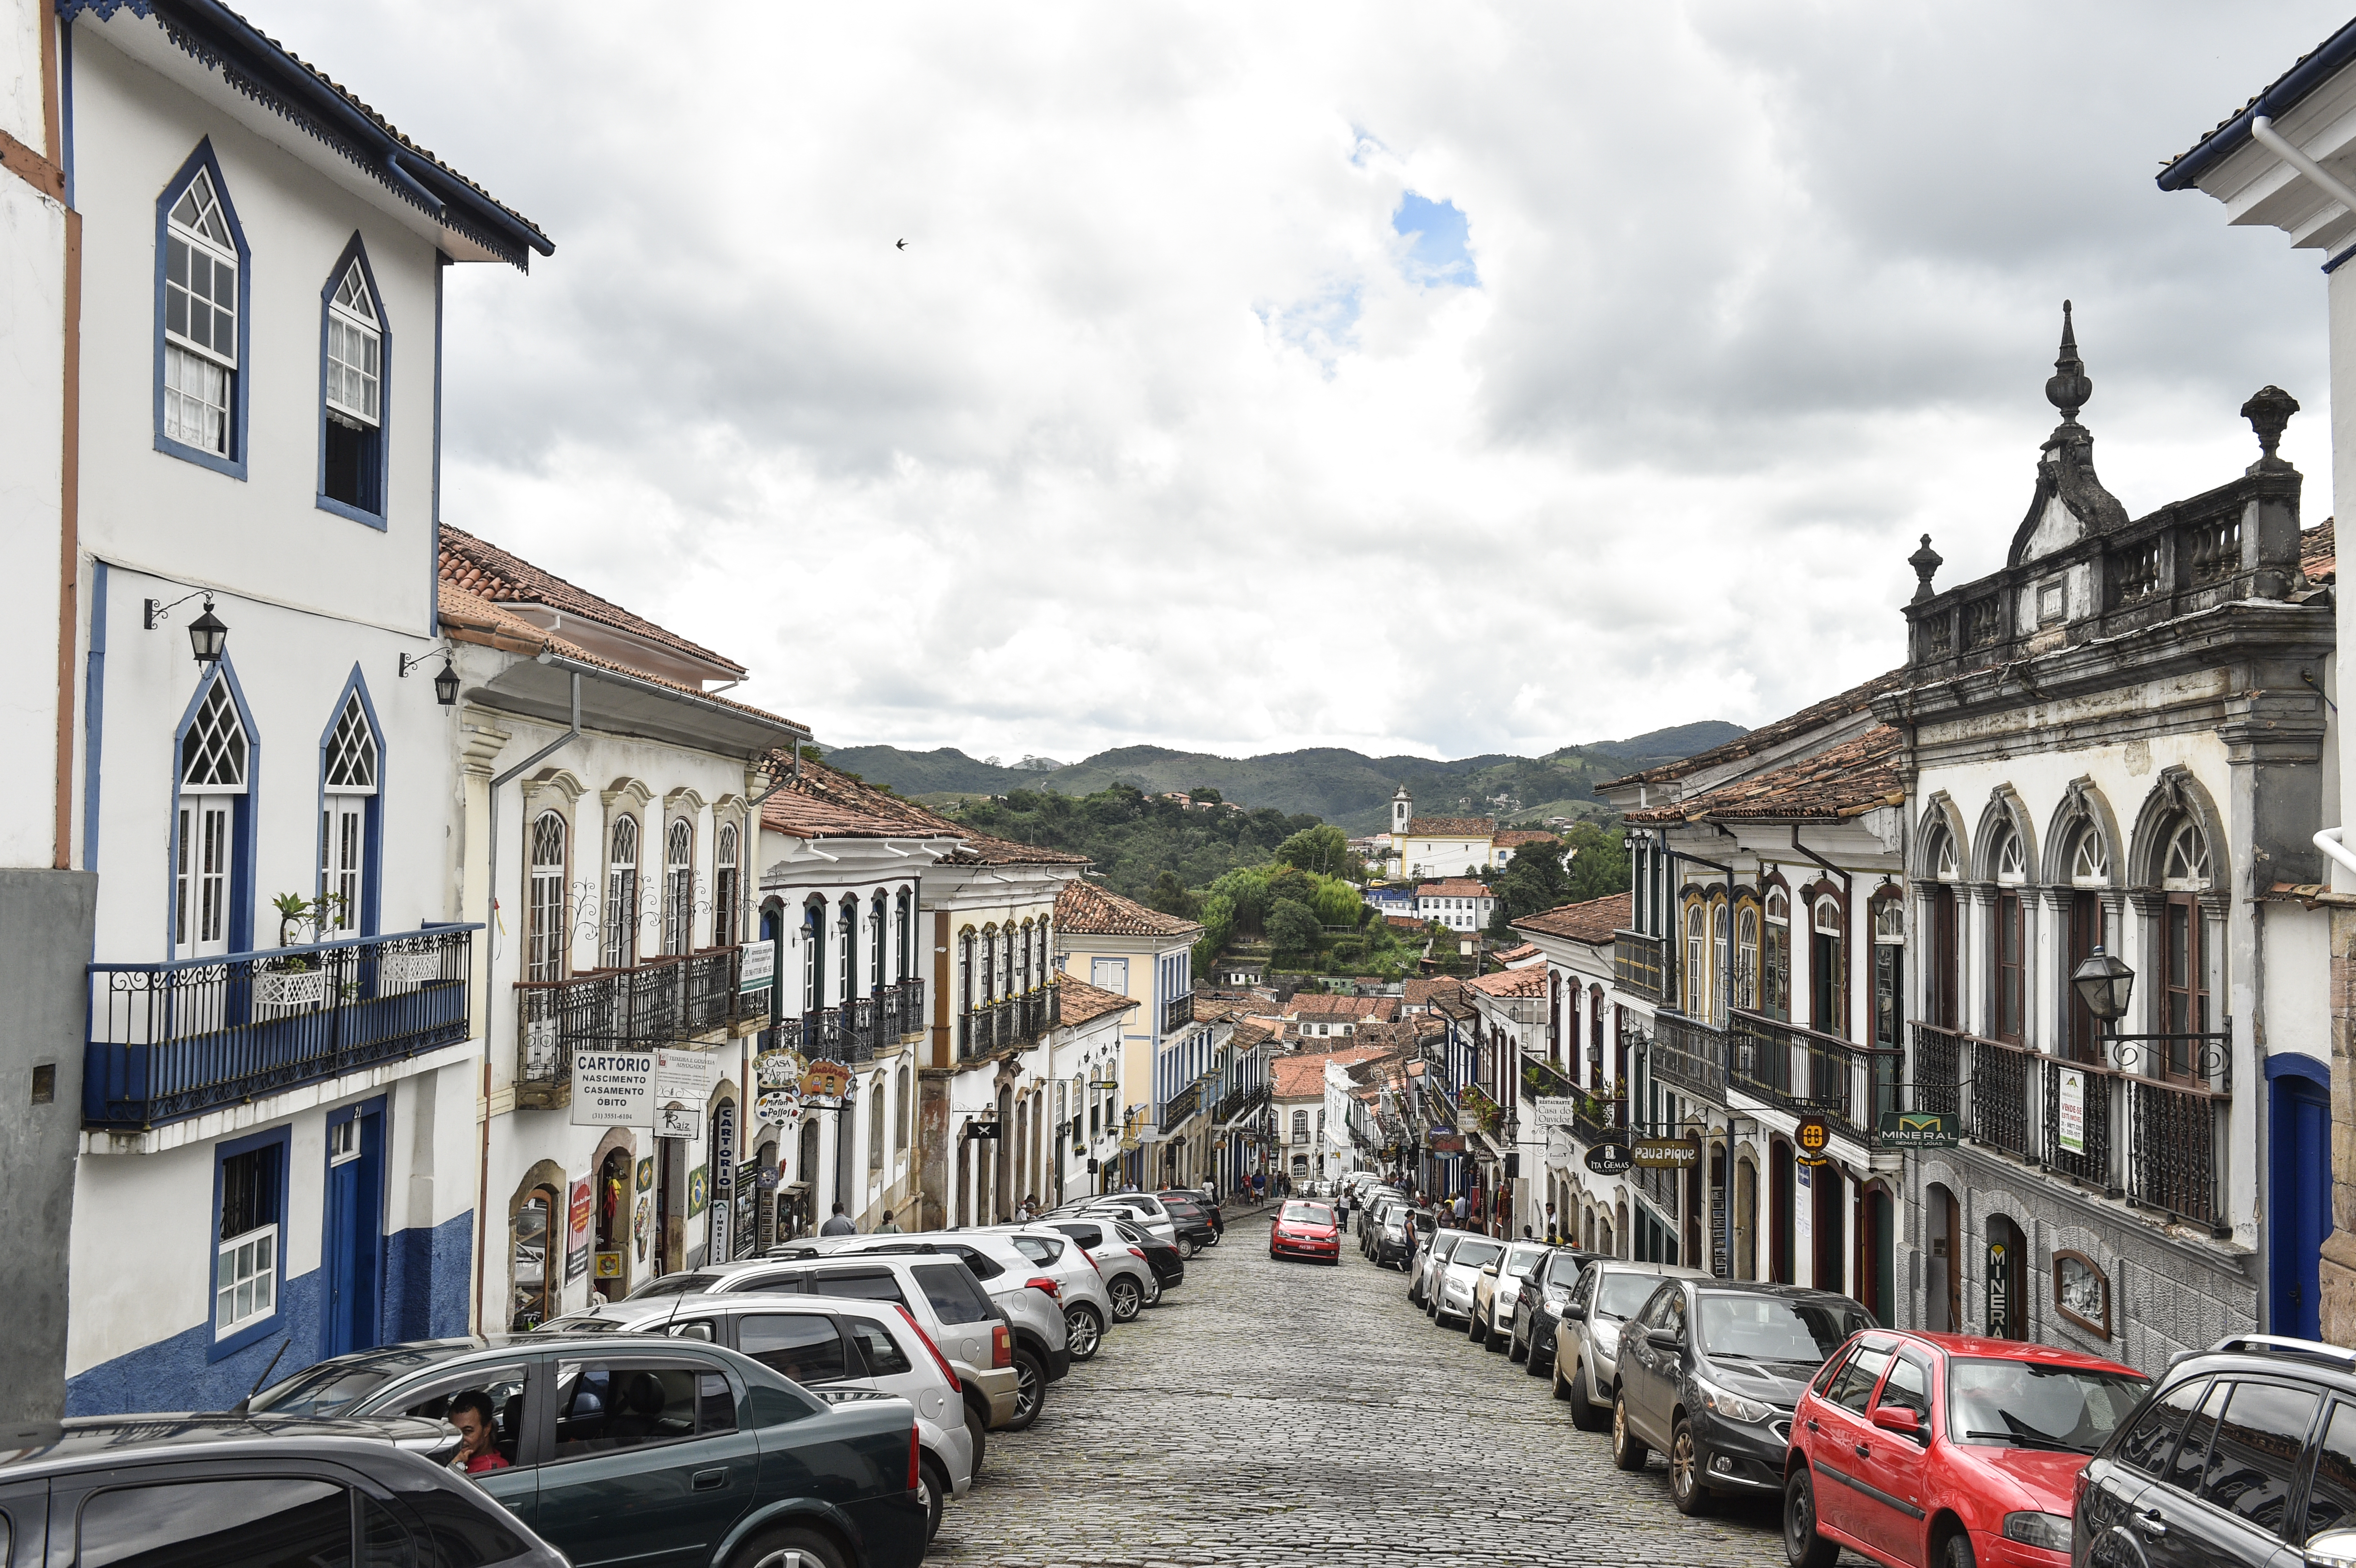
[65,1212,474,1416]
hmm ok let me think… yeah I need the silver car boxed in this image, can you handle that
[1409,1227,1473,1309]
[1035,1216,1160,1319]
[1550,1259,1710,1431]
[1431,1234,1506,1329]
[969,1226,1118,1360]
[541,1292,972,1540]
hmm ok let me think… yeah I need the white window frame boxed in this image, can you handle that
[324,260,382,426]
[215,1221,278,1335]
[164,168,238,455]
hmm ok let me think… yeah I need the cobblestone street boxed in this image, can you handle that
[933,1209,1859,1567]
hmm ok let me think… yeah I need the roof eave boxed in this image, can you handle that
[2159,16,2356,192]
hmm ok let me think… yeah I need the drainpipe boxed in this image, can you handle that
[2251,118,2356,230]
[2316,828,2356,884]
[471,670,581,1335]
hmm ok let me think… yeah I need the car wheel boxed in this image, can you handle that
[1004,1347,1047,1431]
[1509,1322,1529,1363]
[1610,1392,1648,1470]
[1108,1276,1143,1323]
[1523,1336,1548,1377]
[1065,1304,1103,1361]
[1783,1467,1838,1568]
[1469,1309,1487,1345]
[918,1456,948,1542]
[1941,1533,1977,1568]
[734,1525,849,1568]
[964,1400,988,1474]
[1486,1310,1509,1352]
[1143,1273,1163,1307]
[1568,1360,1608,1430]
[1176,1236,1196,1260]
[1669,1417,1715,1516]
[1203,1231,1219,1247]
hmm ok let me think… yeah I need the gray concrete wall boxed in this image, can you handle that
[0,868,96,1422]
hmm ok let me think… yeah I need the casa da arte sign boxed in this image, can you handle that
[571,1047,720,1134]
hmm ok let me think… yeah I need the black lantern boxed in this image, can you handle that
[432,653,460,706]
[185,599,228,665]
[2071,946,2135,1023]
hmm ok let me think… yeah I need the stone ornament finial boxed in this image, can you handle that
[2045,300,2092,423]
[2241,384,2300,472]
[1908,533,1942,603]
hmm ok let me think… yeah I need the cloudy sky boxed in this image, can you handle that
[249,1,2346,761]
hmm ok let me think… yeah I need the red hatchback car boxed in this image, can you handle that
[1270,1200,1341,1264]
[1784,1329,2149,1568]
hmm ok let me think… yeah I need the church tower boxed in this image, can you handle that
[1391,785,1412,837]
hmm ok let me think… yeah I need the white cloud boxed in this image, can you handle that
[240,0,2346,760]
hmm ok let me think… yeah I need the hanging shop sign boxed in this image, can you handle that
[564,1176,594,1285]
[2056,1071,2087,1155]
[1530,1098,1583,1129]
[635,1156,656,1192]
[1584,1143,1635,1175]
[1633,1136,1700,1170]
[1793,1113,1836,1167]
[570,1050,654,1127]
[1876,1109,1958,1149]
[708,1100,737,1262]
[755,1049,804,1089]
[655,1048,720,1106]
[755,1090,802,1127]
[1986,1237,2014,1338]
[655,1105,700,1139]
[1429,1134,1467,1154]
[593,1250,623,1280]
[687,1165,708,1218]
[740,940,776,996]
[964,1120,1003,1142]
[800,1059,851,1107]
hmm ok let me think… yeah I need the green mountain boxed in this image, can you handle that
[824,722,1744,835]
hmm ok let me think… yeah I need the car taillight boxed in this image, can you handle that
[908,1421,921,1493]
[893,1303,960,1394]
[1026,1275,1062,1302]
[2072,1467,2090,1513]
[992,1322,1012,1369]
[1128,1247,1147,1261]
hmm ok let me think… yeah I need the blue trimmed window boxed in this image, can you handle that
[319,673,384,937]
[175,664,257,959]
[211,1125,289,1358]
[319,238,389,526]
[156,145,250,477]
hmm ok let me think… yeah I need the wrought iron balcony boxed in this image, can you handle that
[1519,1053,1575,1101]
[515,944,756,1109]
[1727,1009,1899,1145]
[1163,991,1194,1035]
[1650,1012,1727,1099]
[1161,1076,1206,1133]
[1460,1081,1505,1142]
[956,984,1062,1062]
[1613,929,1665,1004]
[1909,1021,2228,1234]
[89,926,475,1131]
[1212,1081,1270,1128]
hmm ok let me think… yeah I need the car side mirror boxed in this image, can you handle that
[1869,1405,1921,1438]
[667,1322,714,1342]
[1647,1326,1683,1350]
[2310,1530,2356,1568]
[1564,1303,1588,1322]
[1481,1263,1499,1276]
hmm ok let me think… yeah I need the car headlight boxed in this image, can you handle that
[1541,1288,1568,1311]
[2002,1512,2070,1551]
[1591,1324,1620,1358]
[1691,1375,1775,1425]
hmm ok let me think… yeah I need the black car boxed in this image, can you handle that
[1610,1278,1873,1516]
[1367,1200,1422,1268]
[2076,1334,2356,1568]
[0,1413,566,1568]
[1155,1194,1221,1254]
[252,1333,929,1568]
[1157,1188,1224,1239]
[1097,1212,1187,1292]
[1508,1246,1602,1374]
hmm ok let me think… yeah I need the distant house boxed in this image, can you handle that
[1491,827,1568,870]
[1386,786,1498,878]
[1362,884,1418,919]
[1417,877,1495,932]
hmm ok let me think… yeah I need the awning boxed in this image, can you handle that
[467,652,807,759]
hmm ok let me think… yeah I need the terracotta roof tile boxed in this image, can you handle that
[1416,879,1491,898]
[1467,966,1547,998]
[1405,816,1496,837]
[761,759,961,841]
[1053,977,1139,1030]
[1289,996,1399,1022]
[940,834,1091,868]
[1404,977,1466,1006]
[1494,829,1561,848]
[1054,880,1203,937]
[1511,892,1632,945]
[1625,724,1903,825]
[2304,519,2335,586]
[1493,943,1542,964]
[1598,669,1905,792]
[440,525,745,677]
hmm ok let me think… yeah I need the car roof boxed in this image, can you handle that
[571,1294,890,1326]
[1588,1259,1709,1279]
[1891,1329,2147,1379]
[0,1415,453,1478]
[1693,1281,1862,1306]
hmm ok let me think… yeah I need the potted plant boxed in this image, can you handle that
[254,892,349,1009]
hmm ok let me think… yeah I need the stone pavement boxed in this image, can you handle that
[930,1208,1869,1567]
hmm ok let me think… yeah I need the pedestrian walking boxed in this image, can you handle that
[818,1202,856,1236]
[1451,1191,1466,1225]
[875,1208,903,1234]
[1545,1201,1558,1244]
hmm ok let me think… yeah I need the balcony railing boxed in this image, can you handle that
[1651,1012,1727,1099]
[515,944,755,1108]
[1460,1081,1505,1142]
[1613,929,1665,1005]
[1727,1009,1898,1145]
[1909,1021,2228,1233]
[1163,992,1194,1035]
[89,927,476,1131]
[1162,1073,1213,1134]
[957,985,1062,1061]
[1520,1053,1575,1102]
[1213,1081,1270,1128]
[1571,1092,1619,1148]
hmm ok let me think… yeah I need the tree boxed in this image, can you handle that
[1147,870,1200,920]
[1190,785,1224,805]
[1562,821,1632,902]
[1265,898,1323,955]
[1275,823,1362,882]
[1488,837,1572,933]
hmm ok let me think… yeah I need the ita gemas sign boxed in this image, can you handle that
[1584,1143,1635,1176]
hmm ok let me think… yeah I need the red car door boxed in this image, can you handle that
[1805,1337,1896,1547]
[1851,1347,1936,1565]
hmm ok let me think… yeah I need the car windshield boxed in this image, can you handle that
[1594,1273,1669,1320]
[1453,1240,1503,1270]
[1280,1202,1333,1226]
[1947,1358,2151,1454]
[537,1314,625,1333]
[1697,1295,1870,1364]
[1503,1244,1547,1277]
[249,1362,398,1416]
[627,1273,711,1299]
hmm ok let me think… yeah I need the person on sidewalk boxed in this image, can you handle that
[819,1202,856,1236]
[875,1208,903,1234]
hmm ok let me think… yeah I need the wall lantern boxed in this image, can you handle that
[401,647,461,706]
[145,590,227,664]
[2071,946,2135,1024]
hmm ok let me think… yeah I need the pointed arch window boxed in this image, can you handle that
[602,816,639,969]
[321,253,386,518]
[527,811,568,983]
[162,163,243,464]
[872,892,888,991]
[319,691,378,936]
[177,674,248,959]
[662,819,694,956]
[1932,828,1960,883]
[2070,825,2109,886]
[2162,819,2211,890]
[712,822,740,948]
[1993,826,2027,885]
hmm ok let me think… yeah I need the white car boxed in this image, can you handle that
[1065,1193,1178,1248]
[541,1292,972,1540]
[1432,1234,1506,1329]
[1033,1216,1160,1319]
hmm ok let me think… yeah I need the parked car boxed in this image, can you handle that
[1157,1188,1224,1241]
[540,1293,974,1542]
[1151,1193,1221,1256]
[1369,1203,1424,1270]
[1611,1278,1874,1516]
[1088,1212,1187,1295]
[0,1415,573,1568]
[1550,1259,1709,1432]
[1432,1235,1507,1328]
[1362,1195,1405,1258]
[621,1255,1019,1444]
[1065,1192,1180,1248]
[971,1225,1118,1359]
[2069,1333,2355,1568]
[1270,1199,1342,1263]
[1029,1215,1160,1319]
[1409,1227,1473,1308]
[250,1334,929,1568]
[1510,1246,1601,1373]
[1469,1240,1553,1351]
[772,1238,1069,1429]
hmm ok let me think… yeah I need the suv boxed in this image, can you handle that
[1612,1278,1872,1516]
[0,1416,567,1568]
[1549,1259,1709,1433]
[542,1294,973,1542]
[2071,1334,2356,1568]
[250,1333,929,1568]
[624,1254,1020,1440]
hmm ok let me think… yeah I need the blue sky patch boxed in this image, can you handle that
[1393,193,1477,288]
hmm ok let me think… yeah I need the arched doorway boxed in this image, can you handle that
[508,1163,565,1331]
[1769,1139,1794,1283]
[1812,1160,1845,1294]
[1734,1155,1758,1280]
[593,1145,631,1302]
[794,1118,821,1240]
[1925,1183,1960,1331]
[1985,1213,2028,1339]
[1858,1182,1895,1325]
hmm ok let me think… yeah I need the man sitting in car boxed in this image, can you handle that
[447,1389,510,1476]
